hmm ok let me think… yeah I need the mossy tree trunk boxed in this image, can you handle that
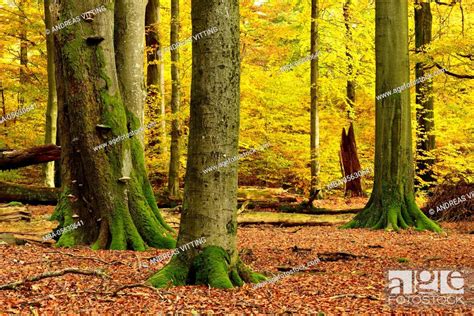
[145,0,167,154]
[43,0,58,188]
[310,0,321,197]
[52,0,175,250]
[167,0,181,199]
[414,0,436,190]
[343,0,441,232]
[148,0,265,289]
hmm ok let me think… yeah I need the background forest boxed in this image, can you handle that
[1,0,472,194]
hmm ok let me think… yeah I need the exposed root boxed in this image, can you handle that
[342,196,441,233]
[147,246,266,289]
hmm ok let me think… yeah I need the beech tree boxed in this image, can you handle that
[167,0,181,199]
[310,0,321,197]
[43,0,58,188]
[343,0,441,232]
[51,0,175,249]
[414,0,436,190]
[148,0,265,289]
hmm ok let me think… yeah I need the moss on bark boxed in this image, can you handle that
[147,246,266,289]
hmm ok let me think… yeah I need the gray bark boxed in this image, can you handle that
[168,0,181,198]
[43,0,58,188]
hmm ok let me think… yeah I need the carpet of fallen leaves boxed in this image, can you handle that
[1,218,473,315]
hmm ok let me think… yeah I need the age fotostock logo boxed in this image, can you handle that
[387,270,473,306]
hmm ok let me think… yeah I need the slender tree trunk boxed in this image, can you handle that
[310,0,321,196]
[43,0,58,188]
[145,0,167,153]
[340,0,363,197]
[52,0,174,250]
[415,1,436,190]
[343,0,440,232]
[17,0,28,121]
[0,81,6,129]
[167,0,181,198]
[344,0,356,112]
[149,0,265,289]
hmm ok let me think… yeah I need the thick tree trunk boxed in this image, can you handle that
[0,181,59,204]
[0,145,60,170]
[145,0,167,153]
[310,0,321,196]
[43,0,58,188]
[415,1,436,190]
[51,0,174,250]
[339,123,364,197]
[167,0,181,199]
[343,0,440,232]
[149,0,265,289]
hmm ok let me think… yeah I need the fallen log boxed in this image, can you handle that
[0,205,31,222]
[0,144,60,171]
[237,212,354,227]
[0,181,59,204]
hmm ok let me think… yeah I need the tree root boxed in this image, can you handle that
[342,196,442,232]
[147,246,266,289]
[0,268,109,290]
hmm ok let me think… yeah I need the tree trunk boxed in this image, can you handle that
[0,181,59,204]
[343,0,440,232]
[51,0,175,250]
[0,145,60,170]
[343,0,356,112]
[415,1,436,190]
[18,0,28,119]
[43,0,58,188]
[149,0,265,289]
[339,123,364,197]
[0,80,6,129]
[167,0,181,199]
[145,0,167,153]
[310,0,321,196]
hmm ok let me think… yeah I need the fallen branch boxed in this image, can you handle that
[0,144,60,171]
[111,283,172,297]
[0,268,109,290]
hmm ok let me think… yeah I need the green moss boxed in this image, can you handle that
[237,260,267,284]
[147,257,189,288]
[397,257,409,263]
[192,246,233,289]
[229,268,243,287]
[7,201,23,207]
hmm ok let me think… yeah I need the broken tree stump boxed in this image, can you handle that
[339,123,365,197]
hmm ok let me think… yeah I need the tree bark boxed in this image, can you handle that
[43,0,58,188]
[310,0,321,196]
[415,0,436,190]
[0,145,60,170]
[339,123,364,197]
[343,0,356,112]
[17,0,28,119]
[343,0,441,232]
[0,80,6,129]
[51,0,174,250]
[145,0,167,153]
[149,0,265,289]
[0,181,59,204]
[167,0,181,199]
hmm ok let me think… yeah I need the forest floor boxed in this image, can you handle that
[0,206,473,314]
